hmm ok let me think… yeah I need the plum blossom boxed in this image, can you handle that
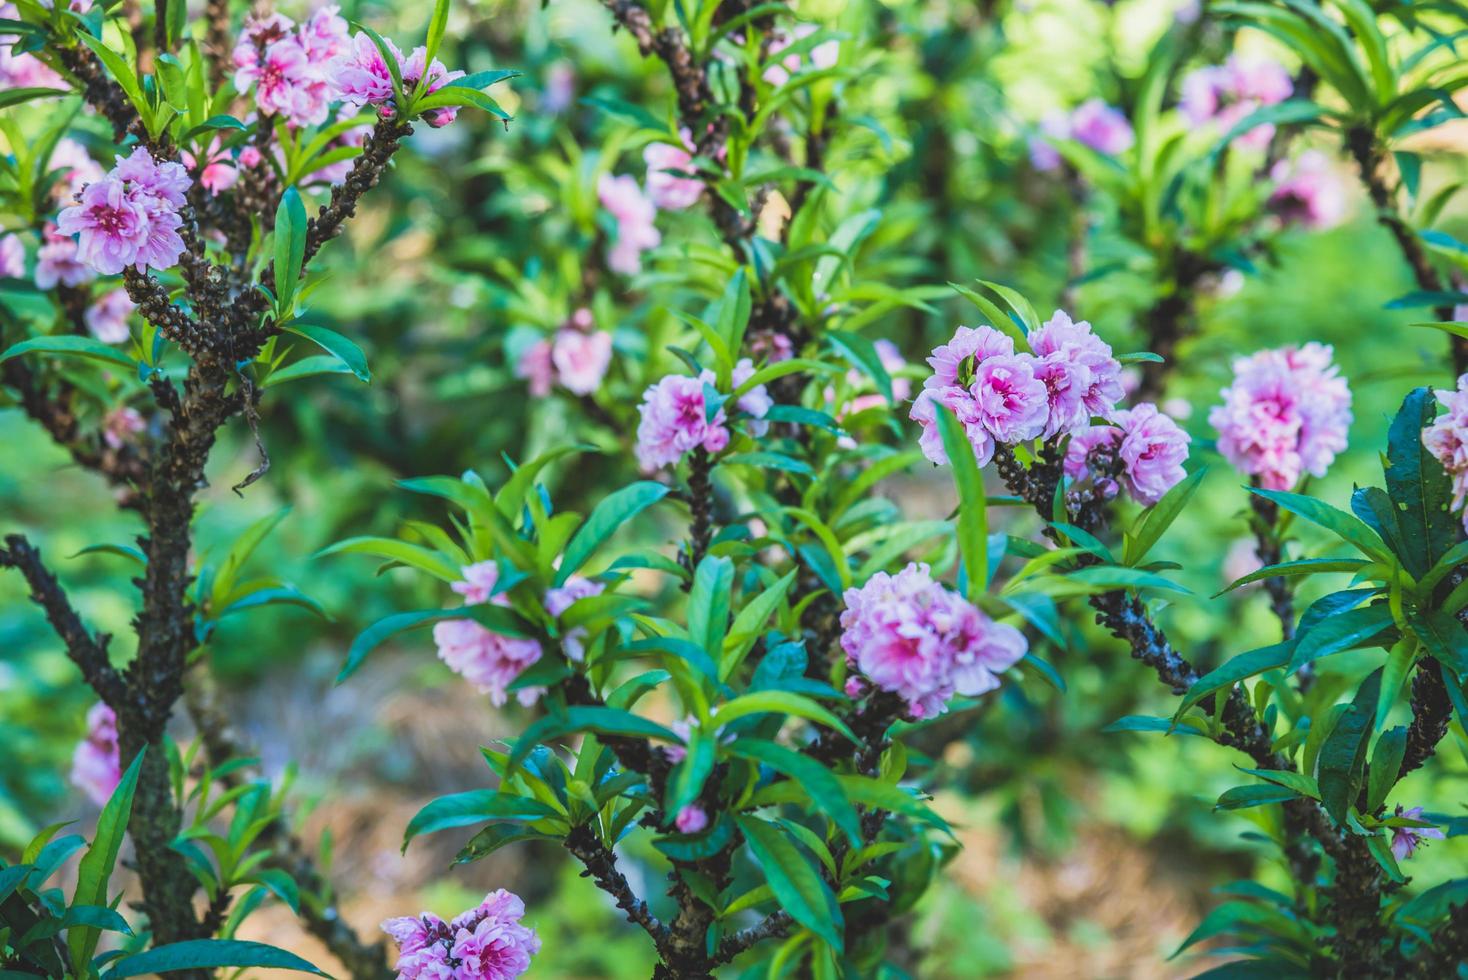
[1181,56,1292,151]
[764,23,839,87]
[635,361,770,471]
[332,30,401,107]
[1028,310,1125,425]
[0,233,22,278]
[1209,343,1352,490]
[675,805,709,834]
[544,575,605,662]
[1066,402,1191,505]
[599,174,660,276]
[644,130,703,210]
[103,406,145,449]
[400,45,465,128]
[70,702,120,806]
[1269,151,1348,230]
[181,137,239,195]
[383,890,539,980]
[1424,373,1468,526]
[35,224,94,289]
[57,148,189,275]
[1390,806,1445,861]
[840,563,1027,718]
[433,562,544,706]
[234,9,348,128]
[85,288,135,343]
[1068,99,1134,155]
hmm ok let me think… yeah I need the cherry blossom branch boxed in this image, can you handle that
[1247,492,1296,643]
[564,825,668,945]
[0,534,127,706]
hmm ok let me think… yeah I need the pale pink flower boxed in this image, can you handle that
[0,233,23,278]
[48,138,104,203]
[675,805,709,834]
[181,137,238,194]
[515,339,554,396]
[1114,402,1191,505]
[331,31,402,107]
[635,373,730,471]
[1064,423,1124,500]
[434,563,543,706]
[382,913,454,980]
[102,406,145,449]
[644,131,703,210]
[970,353,1049,444]
[718,357,773,436]
[551,327,612,395]
[85,288,135,343]
[1181,56,1292,151]
[300,5,350,62]
[1068,99,1133,155]
[35,224,94,289]
[544,575,605,662]
[232,12,296,84]
[1390,806,1445,861]
[400,45,465,127]
[1209,343,1352,490]
[252,36,331,128]
[1028,310,1125,424]
[911,384,993,467]
[1028,113,1068,172]
[448,889,540,979]
[924,324,1014,391]
[840,562,1026,718]
[748,329,795,363]
[70,702,120,806]
[764,23,838,87]
[542,61,575,114]
[1424,374,1468,516]
[1269,151,1348,230]
[0,25,63,90]
[598,174,660,276]
[39,0,94,12]
[56,148,189,275]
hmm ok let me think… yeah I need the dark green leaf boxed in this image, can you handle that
[734,815,844,951]
[555,482,670,586]
[403,790,559,849]
[1317,668,1383,824]
[283,323,369,382]
[101,940,327,978]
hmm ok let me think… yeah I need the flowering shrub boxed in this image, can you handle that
[6,1,1468,978]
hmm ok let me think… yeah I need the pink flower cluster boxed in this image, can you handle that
[1180,55,1292,151]
[1209,343,1352,491]
[635,360,772,471]
[840,563,1028,719]
[1390,805,1445,861]
[233,9,349,129]
[1,4,63,91]
[0,233,22,279]
[86,288,135,343]
[1030,100,1134,170]
[644,130,703,211]
[57,148,190,276]
[515,309,613,396]
[544,574,605,662]
[763,23,839,87]
[35,223,93,289]
[1064,403,1191,505]
[432,562,544,707]
[1268,151,1347,231]
[382,889,540,980]
[910,311,1123,467]
[50,138,105,203]
[1424,373,1468,528]
[598,174,661,276]
[332,30,464,127]
[103,405,146,449]
[71,702,121,806]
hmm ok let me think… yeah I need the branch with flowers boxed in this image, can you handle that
[0,0,512,973]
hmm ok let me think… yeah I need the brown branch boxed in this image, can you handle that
[565,825,668,945]
[204,0,233,89]
[1398,658,1452,781]
[0,533,126,706]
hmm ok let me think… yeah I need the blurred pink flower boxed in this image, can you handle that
[551,325,612,395]
[434,562,544,706]
[599,173,660,275]
[57,148,190,275]
[1068,99,1133,155]
[331,30,401,107]
[1390,806,1445,861]
[644,131,703,210]
[86,288,135,343]
[35,224,95,289]
[764,23,838,87]
[515,339,554,396]
[401,45,465,127]
[102,406,145,449]
[1181,56,1292,151]
[1269,151,1348,230]
[1424,373,1468,523]
[544,575,605,662]
[70,702,120,806]
[635,373,730,471]
[0,233,23,279]
[675,805,709,834]
[49,138,105,203]
[181,137,239,194]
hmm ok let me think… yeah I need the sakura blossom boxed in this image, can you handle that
[383,890,539,980]
[544,574,606,661]
[644,131,704,210]
[1209,343,1352,490]
[1424,373,1468,525]
[56,148,190,275]
[840,562,1027,718]
[0,233,23,279]
[763,23,839,87]
[433,562,544,707]
[1269,151,1348,231]
[85,288,136,343]
[102,406,146,449]
[35,224,95,289]
[234,9,348,129]
[1068,99,1134,155]
[598,173,660,276]
[1180,55,1292,151]
[70,702,120,806]
[1390,806,1446,861]
[675,805,709,834]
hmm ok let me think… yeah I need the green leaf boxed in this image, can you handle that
[729,740,860,846]
[1407,608,1468,678]
[1385,388,1457,578]
[421,0,451,74]
[1248,487,1394,563]
[495,445,592,518]
[508,707,679,776]
[933,402,987,601]
[1126,467,1206,566]
[722,570,796,680]
[1216,783,1301,811]
[262,355,359,388]
[403,790,560,849]
[101,940,327,979]
[337,609,466,683]
[1177,642,1293,716]
[1214,558,1371,597]
[283,323,369,382]
[1288,603,1395,674]
[825,330,893,403]
[975,279,1040,333]
[948,281,1027,348]
[667,733,715,814]
[554,482,670,586]
[0,335,135,370]
[69,750,144,972]
[70,543,147,566]
[687,556,733,656]
[1062,565,1191,595]
[1317,668,1383,824]
[734,815,844,951]
[315,535,463,583]
[721,451,813,475]
[0,86,69,110]
[836,776,951,833]
[272,188,308,316]
[1100,715,1208,738]
[1367,726,1407,812]
[76,34,150,129]
[712,691,856,743]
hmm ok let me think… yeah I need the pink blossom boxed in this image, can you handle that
[1114,402,1191,505]
[38,0,94,12]
[644,131,703,210]
[1390,806,1445,861]
[551,327,612,395]
[635,373,730,471]
[448,890,540,979]
[56,148,189,275]
[1028,310,1125,422]
[840,563,1026,718]
[70,702,120,806]
[49,138,104,203]
[1068,99,1133,155]
[382,913,454,980]
[1181,56,1292,151]
[910,384,993,467]
[85,288,135,343]
[1028,113,1068,172]
[102,406,145,449]
[969,353,1049,444]
[544,575,605,661]
[1424,374,1468,518]
[35,224,94,289]
[599,174,660,276]
[764,24,839,87]
[748,329,795,363]
[542,61,575,114]
[252,37,332,128]
[300,5,350,63]
[401,45,465,127]
[1221,538,1264,592]
[719,357,773,436]
[0,33,63,90]
[0,233,23,278]
[1269,151,1348,230]
[181,137,239,194]
[382,913,442,958]
[1063,423,1124,500]
[924,325,1014,391]
[675,805,709,834]
[515,339,554,397]
[1209,343,1352,490]
[331,31,402,107]
[434,563,544,706]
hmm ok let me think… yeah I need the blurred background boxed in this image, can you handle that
[2,0,1464,975]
